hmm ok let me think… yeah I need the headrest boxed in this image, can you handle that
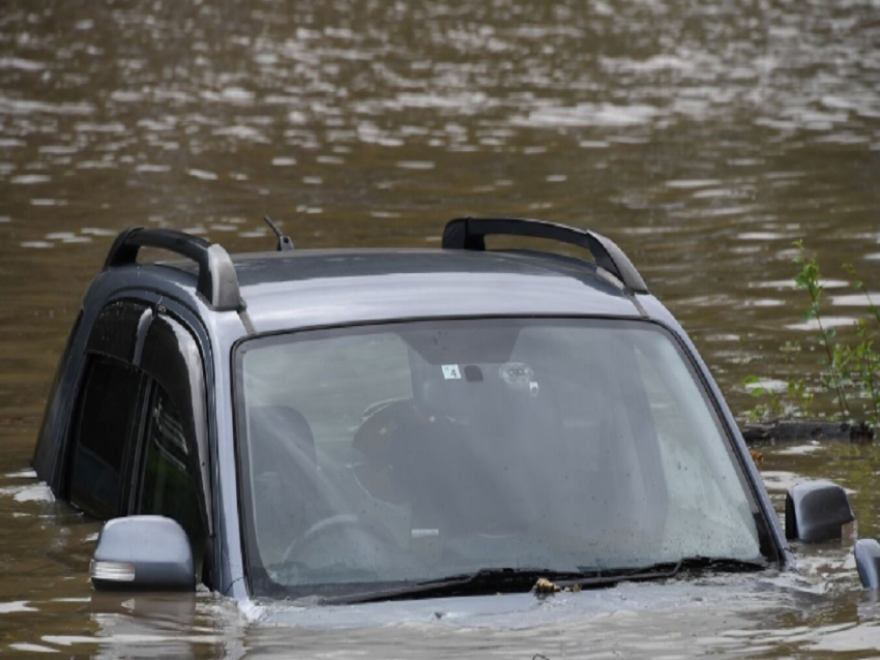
[248,405,316,465]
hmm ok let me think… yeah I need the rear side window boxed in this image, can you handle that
[68,357,143,518]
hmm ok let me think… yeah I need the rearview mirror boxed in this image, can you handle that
[785,480,855,543]
[90,516,195,592]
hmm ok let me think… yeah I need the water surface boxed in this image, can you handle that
[2,0,880,656]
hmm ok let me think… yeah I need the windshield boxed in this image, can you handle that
[234,318,766,599]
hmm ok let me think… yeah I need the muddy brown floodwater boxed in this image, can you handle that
[2,0,880,657]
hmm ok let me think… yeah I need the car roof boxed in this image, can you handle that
[157,247,645,333]
[94,221,659,336]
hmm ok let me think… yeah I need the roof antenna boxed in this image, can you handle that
[263,215,294,251]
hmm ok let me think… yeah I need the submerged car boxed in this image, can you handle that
[31,217,880,606]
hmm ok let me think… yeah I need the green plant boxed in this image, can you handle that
[837,262,880,423]
[792,239,850,419]
[743,375,813,422]
[744,242,880,428]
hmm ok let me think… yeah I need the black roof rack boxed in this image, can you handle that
[104,227,244,311]
[442,216,648,294]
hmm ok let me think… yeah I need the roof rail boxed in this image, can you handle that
[442,216,648,294]
[104,227,244,311]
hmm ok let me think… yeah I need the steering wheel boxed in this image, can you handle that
[281,514,400,572]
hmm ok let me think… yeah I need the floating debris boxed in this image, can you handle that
[741,420,873,444]
[534,577,561,594]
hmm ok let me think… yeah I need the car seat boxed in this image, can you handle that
[247,405,322,566]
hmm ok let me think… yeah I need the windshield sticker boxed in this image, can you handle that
[442,364,462,380]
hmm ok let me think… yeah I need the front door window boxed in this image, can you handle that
[138,384,207,571]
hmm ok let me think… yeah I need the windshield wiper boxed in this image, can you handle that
[315,557,767,605]
[584,556,767,585]
[670,556,768,574]
[318,567,586,605]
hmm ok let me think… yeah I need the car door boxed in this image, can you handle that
[64,298,212,585]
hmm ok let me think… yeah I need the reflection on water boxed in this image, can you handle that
[1,0,880,655]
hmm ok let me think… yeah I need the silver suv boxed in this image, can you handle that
[32,217,880,607]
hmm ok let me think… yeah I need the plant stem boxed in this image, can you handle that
[845,264,880,425]
[858,286,880,423]
[814,311,850,418]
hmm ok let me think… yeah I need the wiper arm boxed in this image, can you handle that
[674,556,767,573]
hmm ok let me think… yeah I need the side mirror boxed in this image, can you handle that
[90,516,195,592]
[855,539,880,590]
[785,480,855,543]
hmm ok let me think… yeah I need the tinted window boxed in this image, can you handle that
[138,385,206,568]
[68,357,143,518]
[86,300,150,362]
[138,312,212,544]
